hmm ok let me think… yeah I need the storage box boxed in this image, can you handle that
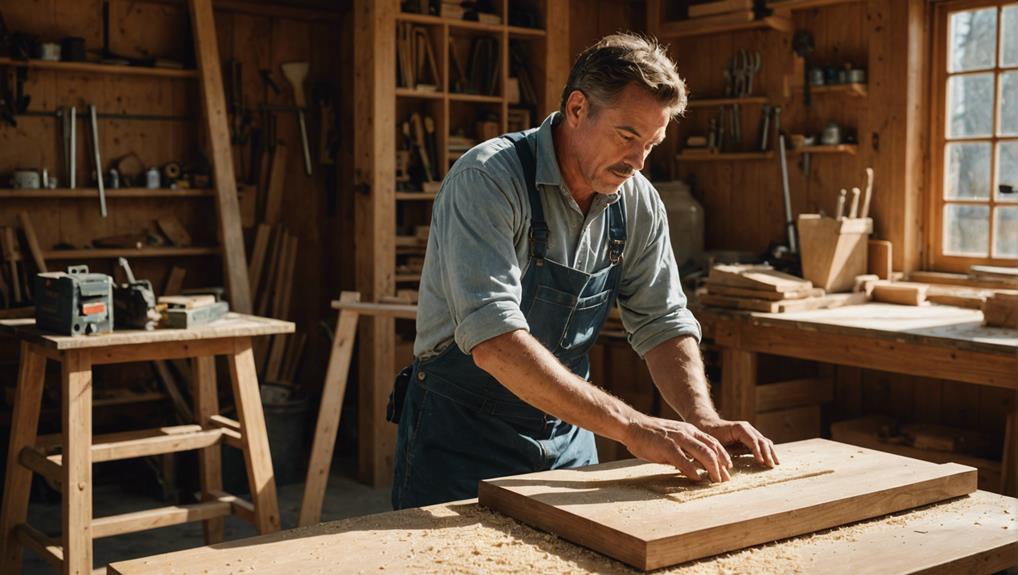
[798,214,872,293]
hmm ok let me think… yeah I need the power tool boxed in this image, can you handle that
[34,265,113,335]
[113,257,160,331]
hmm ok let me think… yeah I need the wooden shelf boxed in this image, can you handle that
[0,57,198,79]
[658,15,792,38]
[769,0,862,10]
[395,235,426,247]
[687,96,769,108]
[396,11,546,37]
[44,246,221,260]
[395,192,439,201]
[809,83,868,97]
[677,151,775,161]
[395,87,445,99]
[448,93,502,103]
[0,188,214,199]
[395,274,422,283]
[789,144,858,155]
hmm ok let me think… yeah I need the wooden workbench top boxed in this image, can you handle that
[108,490,1016,574]
[0,313,293,350]
[697,302,1018,355]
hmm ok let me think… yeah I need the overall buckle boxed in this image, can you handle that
[609,239,625,265]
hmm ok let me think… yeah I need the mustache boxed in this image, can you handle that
[609,164,635,176]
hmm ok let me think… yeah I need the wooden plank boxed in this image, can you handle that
[247,223,271,294]
[263,144,288,225]
[330,300,417,319]
[299,292,361,527]
[91,500,232,539]
[14,524,62,572]
[478,439,977,571]
[192,356,224,544]
[0,343,47,572]
[756,378,834,412]
[228,337,280,533]
[46,427,224,464]
[188,0,252,314]
[107,489,1018,575]
[62,350,93,575]
[18,447,62,490]
[17,211,47,273]
[706,284,825,302]
[708,265,812,293]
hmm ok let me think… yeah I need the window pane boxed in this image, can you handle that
[999,141,1018,202]
[949,8,997,72]
[944,204,989,256]
[1000,72,1018,136]
[993,206,1018,258]
[945,142,991,199]
[948,74,994,137]
[1004,4,1018,67]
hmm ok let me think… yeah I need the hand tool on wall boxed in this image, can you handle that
[281,61,313,176]
[835,189,847,219]
[848,187,861,218]
[860,167,874,218]
[88,104,107,217]
[758,104,771,151]
[774,106,797,253]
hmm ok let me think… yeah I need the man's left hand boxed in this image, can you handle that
[694,418,780,468]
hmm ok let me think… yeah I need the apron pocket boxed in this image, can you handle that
[525,284,578,349]
[559,289,612,350]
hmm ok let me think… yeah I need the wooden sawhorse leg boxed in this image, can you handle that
[228,338,280,533]
[0,343,47,573]
[298,293,361,527]
[61,350,93,575]
[192,356,224,544]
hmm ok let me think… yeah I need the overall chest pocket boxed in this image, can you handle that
[525,285,612,353]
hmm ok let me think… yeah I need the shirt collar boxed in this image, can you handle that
[532,112,622,207]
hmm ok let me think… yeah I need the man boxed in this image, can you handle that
[390,33,779,510]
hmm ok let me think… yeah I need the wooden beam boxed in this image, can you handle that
[91,501,232,539]
[188,0,252,313]
[299,292,361,526]
[15,524,62,572]
[193,356,225,544]
[353,0,397,487]
[18,447,62,490]
[62,350,93,575]
[721,349,757,422]
[756,378,834,413]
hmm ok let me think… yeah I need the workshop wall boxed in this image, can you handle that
[0,0,353,399]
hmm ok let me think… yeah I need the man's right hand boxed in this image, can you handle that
[622,415,734,483]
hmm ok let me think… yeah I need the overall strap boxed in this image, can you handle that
[606,193,627,265]
[503,131,549,261]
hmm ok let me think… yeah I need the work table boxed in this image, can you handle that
[108,490,1016,574]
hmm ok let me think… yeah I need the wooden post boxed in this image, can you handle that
[227,338,280,533]
[188,0,253,313]
[299,292,362,526]
[353,0,397,487]
[0,344,47,573]
[544,1,570,117]
[192,356,224,543]
[62,350,93,575]
[721,348,758,422]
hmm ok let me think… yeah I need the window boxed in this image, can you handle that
[930,0,1017,272]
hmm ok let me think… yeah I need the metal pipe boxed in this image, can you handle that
[89,105,107,217]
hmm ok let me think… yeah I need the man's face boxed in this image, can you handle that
[566,83,672,195]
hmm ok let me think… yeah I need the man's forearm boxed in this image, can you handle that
[644,335,720,426]
[472,329,641,444]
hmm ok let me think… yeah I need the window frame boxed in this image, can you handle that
[928,0,1018,272]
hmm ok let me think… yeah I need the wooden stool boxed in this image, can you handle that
[0,313,293,574]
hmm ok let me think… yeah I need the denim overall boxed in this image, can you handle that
[390,131,627,509]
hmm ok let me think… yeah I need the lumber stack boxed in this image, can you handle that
[698,264,849,313]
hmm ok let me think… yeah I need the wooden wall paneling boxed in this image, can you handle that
[913,377,943,425]
[941,380,980,431]
[109,0,191,63]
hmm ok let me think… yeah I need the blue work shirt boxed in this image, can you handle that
[414,112,701,359]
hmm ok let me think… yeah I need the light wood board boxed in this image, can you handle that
[478,438,977,570]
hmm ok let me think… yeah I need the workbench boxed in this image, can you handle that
[107,489,1017,574]
[698,302,1018,491]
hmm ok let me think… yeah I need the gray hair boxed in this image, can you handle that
[560,33,687,119]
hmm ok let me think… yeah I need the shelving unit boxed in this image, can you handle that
[789,144,859,155]
[686,96,769,108]
[353,0,568,487]
[769,0,862,10]
[0,188,214,199]
[809,83,868,97]
[44,246,220,260]
[0,57,198,79]
[657,14,793,39]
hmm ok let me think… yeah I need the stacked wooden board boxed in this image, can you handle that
[478,438,976,571]
[982,290,1018,328]
[698,264,865,312]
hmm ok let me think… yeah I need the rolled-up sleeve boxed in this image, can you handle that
[431,168,530,354]
[617,197,701,357]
